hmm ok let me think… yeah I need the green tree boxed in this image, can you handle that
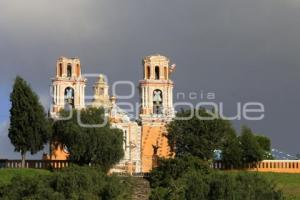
[9,76,51,167]
[167,108,234,160]
[256,135,273,159]
[53,107,124,171]
[221,130,243,168]
[255,135,271,151]
[239,126,264,167]
[222,129,273,168]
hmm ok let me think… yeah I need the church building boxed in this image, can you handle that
[48,54,176,173]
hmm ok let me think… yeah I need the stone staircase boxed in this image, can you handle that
[131,177,151,200]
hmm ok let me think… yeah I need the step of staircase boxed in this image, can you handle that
[131,177,150,200]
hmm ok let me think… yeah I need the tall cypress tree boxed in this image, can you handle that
[9,76,51,167]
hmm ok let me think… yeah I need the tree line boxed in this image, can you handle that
[167,109,273,168]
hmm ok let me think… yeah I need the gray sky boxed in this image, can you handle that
[0,0,300,159]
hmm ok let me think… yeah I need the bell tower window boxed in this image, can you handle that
[155,66,160,80]
[59,63,63,77]
[153,89,163,114]
[147,66,151,79]
[64,87,74,109]
[67,64,72,77]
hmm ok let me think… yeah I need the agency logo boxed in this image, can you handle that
[50,73,265,127]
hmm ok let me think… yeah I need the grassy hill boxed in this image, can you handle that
[261,173,300,200]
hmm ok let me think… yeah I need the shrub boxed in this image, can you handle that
[148,155,210,188]
[0,166,132,200]
[148,157,283,200]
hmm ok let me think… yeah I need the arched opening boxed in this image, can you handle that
[76,64,80,77]
[67,64,72,77]
[153,89,163,114]
[155,66,160,80]
[59,63,63,77]
[147,66,151,79]
[64,87,74,109]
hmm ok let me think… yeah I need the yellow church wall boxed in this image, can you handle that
[141,123,171,172]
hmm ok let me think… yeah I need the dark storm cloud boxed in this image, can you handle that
[0,0,300,158]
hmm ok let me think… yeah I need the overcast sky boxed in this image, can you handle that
[0,0,300,159]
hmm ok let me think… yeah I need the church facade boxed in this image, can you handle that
[48,54,176,173]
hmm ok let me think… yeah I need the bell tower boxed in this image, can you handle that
[91,74,112,109]
[49,57,86,160]
[139,54,175,172]
[140,54,175,121]
[51,57,86,116]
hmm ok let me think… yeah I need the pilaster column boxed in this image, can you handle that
[150,66,154,79]
[145,87,148,107]
[78,85,81,106]
[81,85,83,107]
[166,67,169,80]
[142,87,145,108]
[79,85,81,107]
[82,85,86,107]
[170,87,173,107]
[53,85,57,104]
[58,85,61,106]
[149,87,153,109]
[163,87,166,108]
